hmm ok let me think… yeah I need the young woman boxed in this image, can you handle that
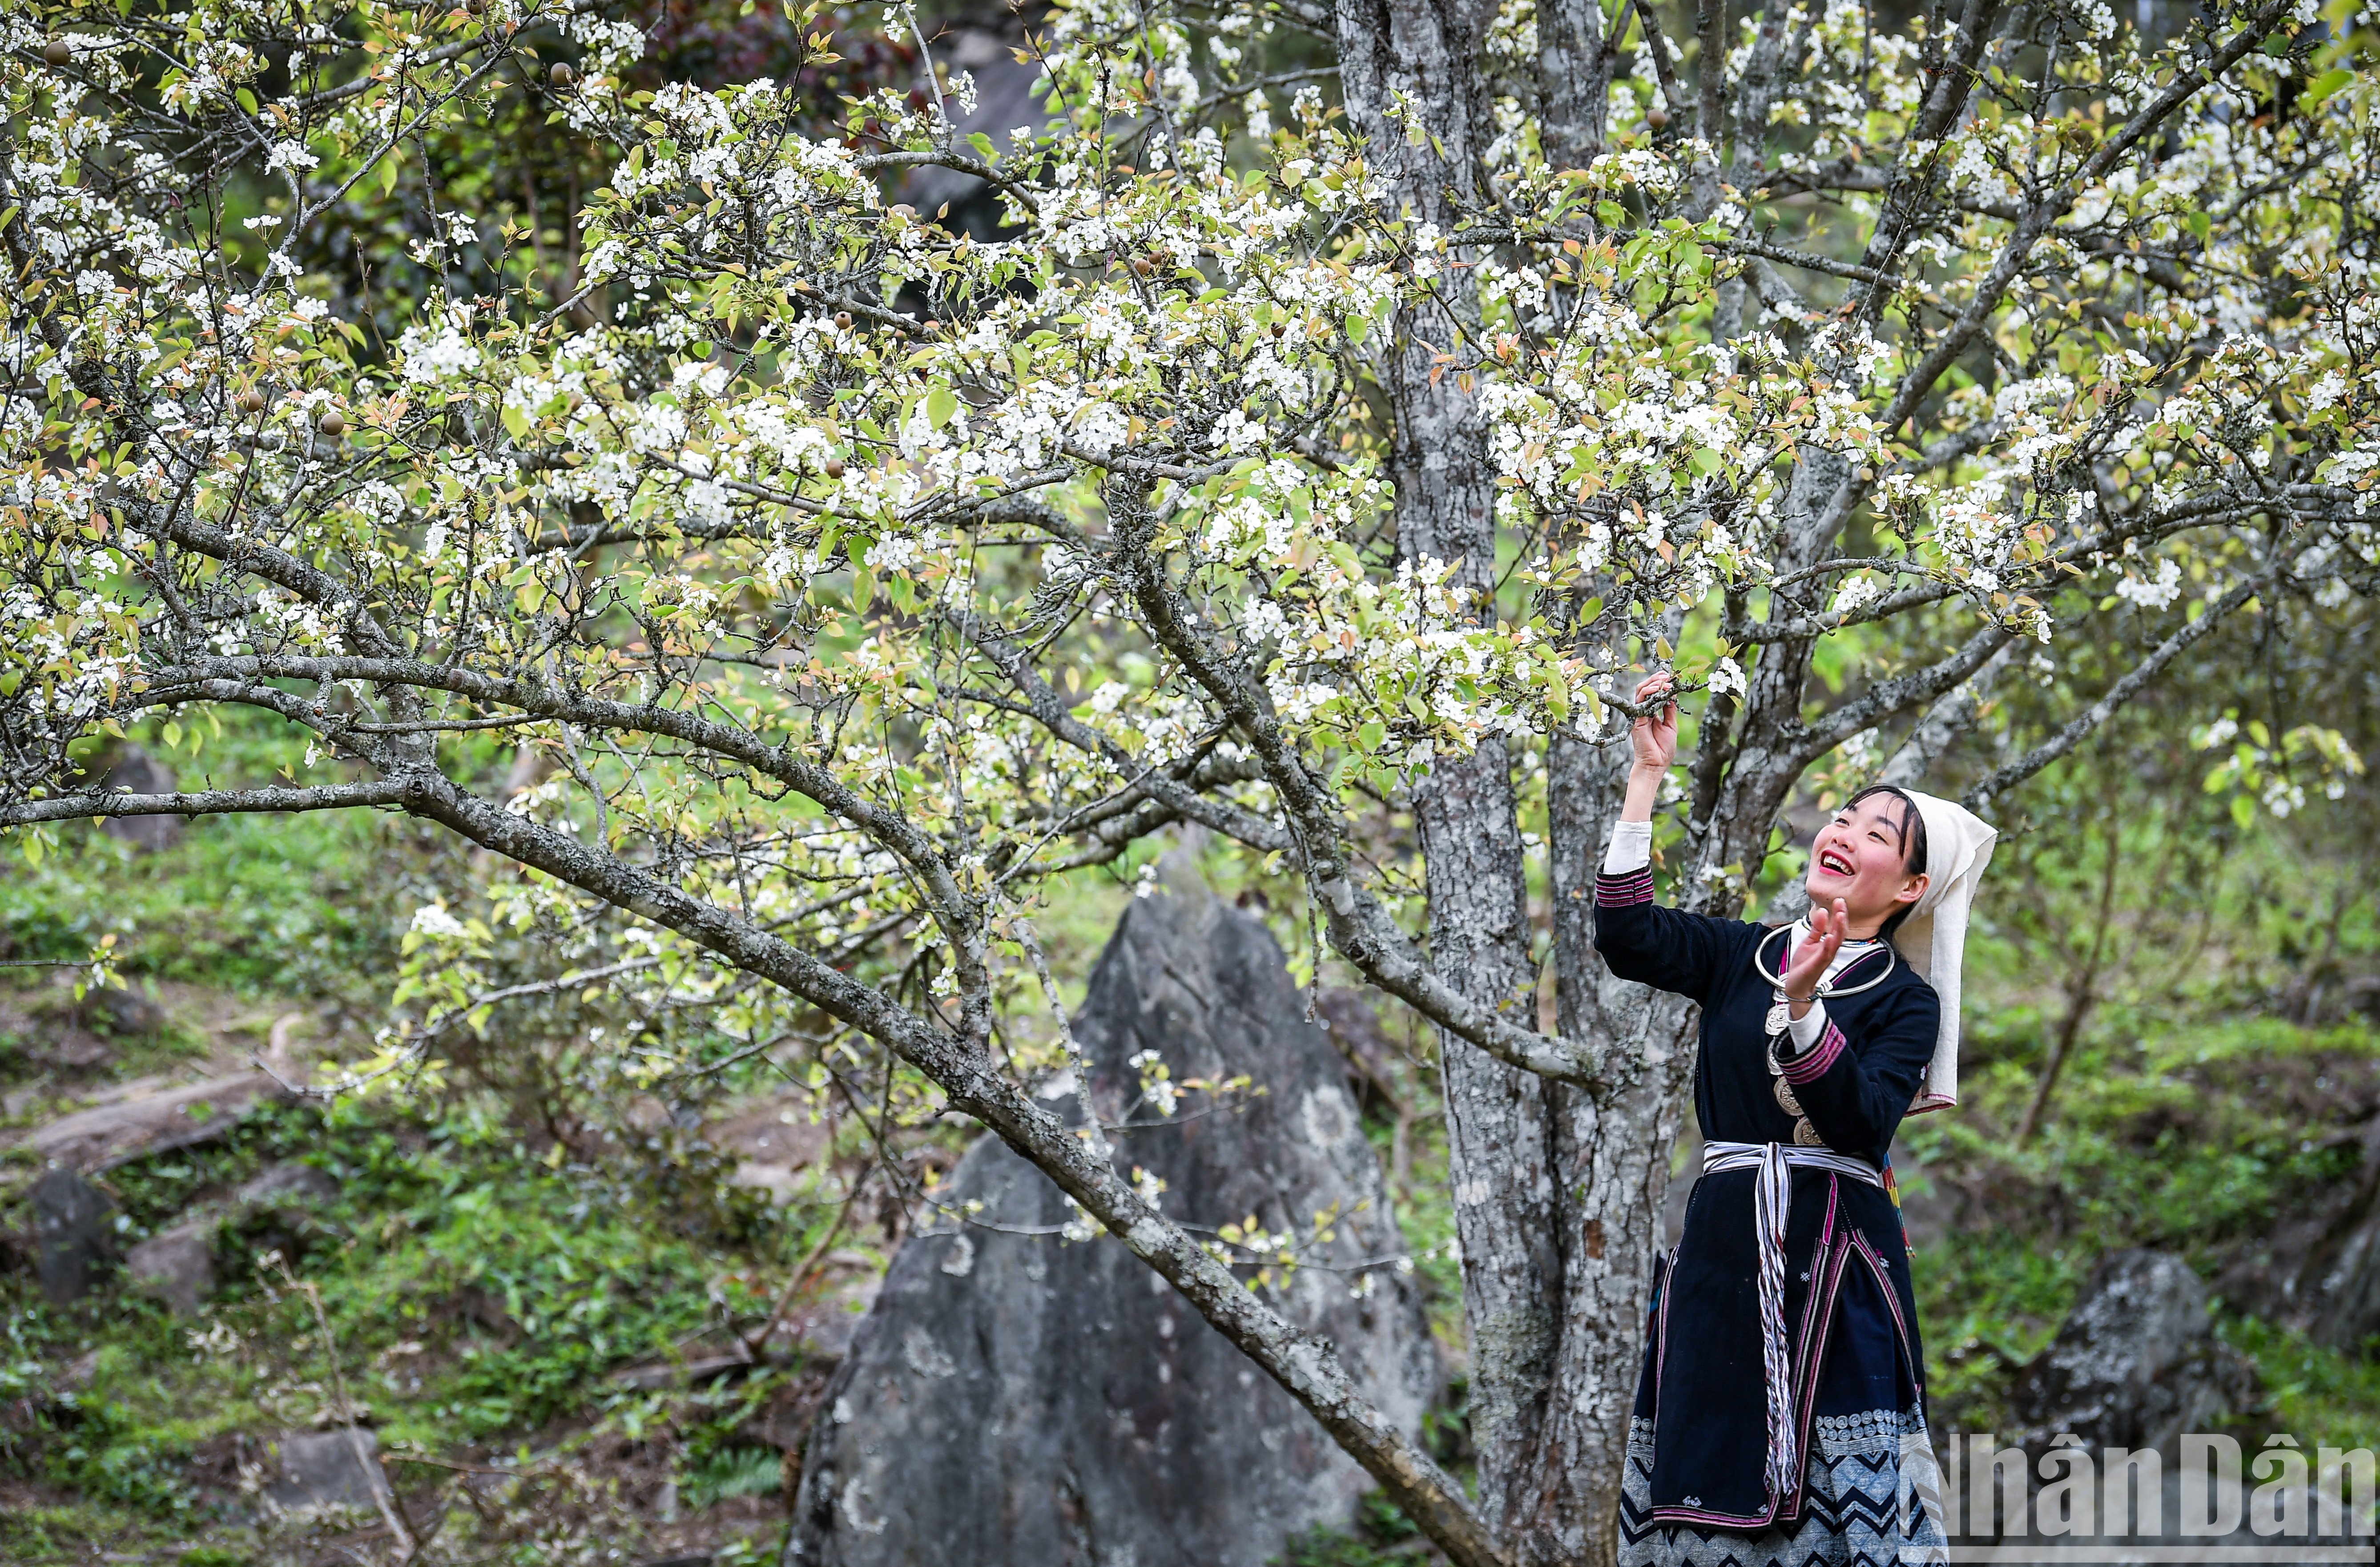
[1599,673,1995,1567]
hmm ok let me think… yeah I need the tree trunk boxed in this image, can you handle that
[1330,1,1772,1556]
[1329,0,1575,1548]
[1526,731,1702,1564]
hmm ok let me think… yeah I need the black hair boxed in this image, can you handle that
[1843,784,1929,941]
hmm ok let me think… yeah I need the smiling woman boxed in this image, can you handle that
[1591,673,1995,1567]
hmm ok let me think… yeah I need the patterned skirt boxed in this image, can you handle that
[1618,1168,1949,1567]
[1618,1405,1949,1567]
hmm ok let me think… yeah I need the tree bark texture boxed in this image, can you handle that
[1329,8,1882,1554]
[1330,0,1583,1545]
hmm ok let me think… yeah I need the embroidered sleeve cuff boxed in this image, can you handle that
[1779,1019,1847,1084]
[1602,820,1653,874]
[1594,867,1655,908]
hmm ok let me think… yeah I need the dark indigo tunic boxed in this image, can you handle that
[1595,862,1941,1543]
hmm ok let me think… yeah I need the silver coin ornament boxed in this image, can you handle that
[1764,1000,1793,1036]
[1793,1116,1825,1147]
[1773,1076,1802,1116]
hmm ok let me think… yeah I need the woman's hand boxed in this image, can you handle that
[1630,672,1678,773]
[1782,898,1849,1011]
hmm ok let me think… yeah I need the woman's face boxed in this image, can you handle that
[1804,793,1930,933]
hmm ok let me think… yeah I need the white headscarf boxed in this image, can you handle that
[1889,790,1996,1114]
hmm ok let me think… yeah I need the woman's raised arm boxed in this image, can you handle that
[1593,673,1746,1003]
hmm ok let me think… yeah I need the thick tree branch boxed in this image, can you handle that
[0,780,411,824]
[1796,620,2016,766]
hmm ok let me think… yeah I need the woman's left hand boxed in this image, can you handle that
[1783,899,1849,1012]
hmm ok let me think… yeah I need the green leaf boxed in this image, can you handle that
[236,87,258,115]
[851,568,875,612]
[379,156,400,197]
[1354,720,1385,754]
[968,131,998,161]
[2300,68,2353,111]
[501,402,529,439]
[2185,209,2211,242]
[2231,793,2256,830]
[926,384,958,429]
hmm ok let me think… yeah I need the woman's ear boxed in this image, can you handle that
[1896,873,1930,908]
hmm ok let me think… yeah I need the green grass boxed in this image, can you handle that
[2219,1314,2380,1451]
[1277,1492,1432,1565]
[0,811,427,998]
[1,1092,813,1539]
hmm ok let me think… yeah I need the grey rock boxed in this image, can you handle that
[2313,1214,2380,1348]
[235,1160,339,1212]
[898,28,1047,227]
[265,1427,389,1512]
[2217,1114,2380,1350]
[96,745,182,852]
[126,1220,215,1315]
[32,1166,115,1303]
[81,984,167,1039]
[2010,1249,2254,1459]
[21,1068,286,1173]
[788,870,1438,1567]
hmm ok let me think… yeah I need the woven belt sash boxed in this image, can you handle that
[1700,1140,1885,1501]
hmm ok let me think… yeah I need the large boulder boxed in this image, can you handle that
[125,1220,216,1315]
[2010,1249,2254,1458]
[235,1160,340,1212]
[33,1166,116,1303]
[95,745,183,853]
[264,1427,391,1513]
[19,1067,288,1173]
[787,871,1437,1567]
